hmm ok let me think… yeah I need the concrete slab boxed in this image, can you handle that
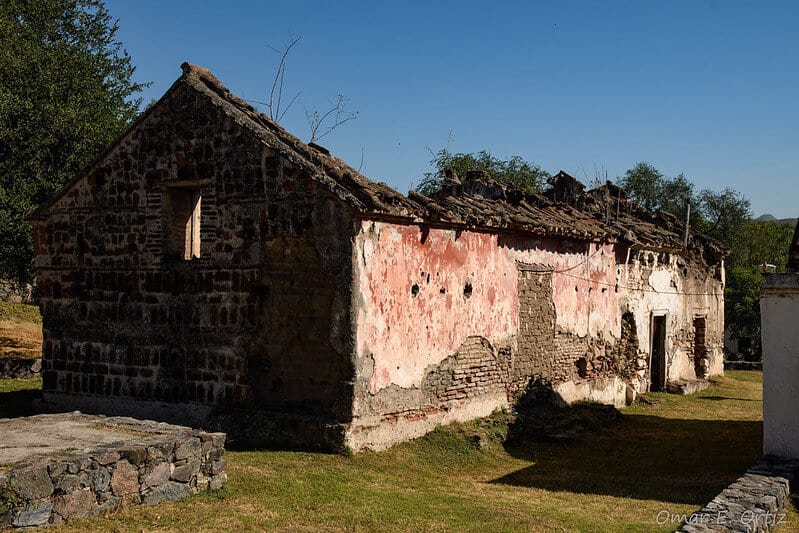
[0,413,196,467]
[666,379,711,395]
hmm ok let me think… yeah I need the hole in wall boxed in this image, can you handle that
[576,357,588,378]
[420,225,429,244]
[439,288,446,294]
[463,282,473,298]
[411,284,420,297]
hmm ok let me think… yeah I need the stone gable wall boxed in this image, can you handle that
[32,81,356,437]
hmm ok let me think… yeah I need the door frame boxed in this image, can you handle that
[649,311,668,391]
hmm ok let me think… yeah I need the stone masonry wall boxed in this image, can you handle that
[32,77,355,438]
[0,415,226,529]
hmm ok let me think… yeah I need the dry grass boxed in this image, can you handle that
[0,302,42,360]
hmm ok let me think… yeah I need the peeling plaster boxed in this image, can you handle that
[354,221,725,404]
[354,222,623,394]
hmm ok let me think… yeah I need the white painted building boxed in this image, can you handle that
[761,221,799,459]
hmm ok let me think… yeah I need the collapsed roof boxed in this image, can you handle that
[32,63,727,264]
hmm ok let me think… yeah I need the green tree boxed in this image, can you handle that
[728,220,794,270]
[615,162,783,361]
[659,173,701,226]
[0,0,147,283]
[695,188,751,249]
[724,266,764,361]
[417,149,549,196]
[723,220,794,362]
[616,162,664,212]
[618,164,709,229]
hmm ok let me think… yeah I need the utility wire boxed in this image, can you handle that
[528,247,723,297]
[558,270,723,297]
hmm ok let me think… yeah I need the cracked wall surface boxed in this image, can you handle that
[347,221,724,451]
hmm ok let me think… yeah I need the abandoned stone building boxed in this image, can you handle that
[29,63,727,451]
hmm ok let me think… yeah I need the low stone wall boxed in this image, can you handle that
[0,414,226,529]
[0,280,33,304]
[0,358,41,379]
[679,456,797,532]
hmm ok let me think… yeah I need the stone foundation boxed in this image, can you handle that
[679,456,798,532]
[0,280,34,304]
[0,413,226,528]
[0,358,41,379]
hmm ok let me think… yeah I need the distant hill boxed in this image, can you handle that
[756,214,797,226]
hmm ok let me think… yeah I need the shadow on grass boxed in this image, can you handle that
[495,413,762,505]
[0,387,42,418]
[699,395,759,402]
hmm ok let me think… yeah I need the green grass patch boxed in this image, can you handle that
[0,376,41,394]
[37,371,779,532]
[0,302,41,324]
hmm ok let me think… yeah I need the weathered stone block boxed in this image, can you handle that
[171,459,201,483]
[10,466,53,500]
[55,474,84,493]
[53,489,97,520]
[96,495,121,513]
[48,462,68,479]
[175,438,202,461]
[209,472,227,490]
[142,462,170,489]
[211,459,225,476]
[90,467,111,492]
[110,460,139,496]
[146,442,174,465]
[12,503,52,528]
[120,446,147,465]
[142,482,191,506]
[94,451,120,465]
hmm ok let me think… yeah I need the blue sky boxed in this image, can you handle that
[107,0,798,218]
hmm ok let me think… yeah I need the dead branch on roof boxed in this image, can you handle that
[305,95,358,143]
[267,35,302,122]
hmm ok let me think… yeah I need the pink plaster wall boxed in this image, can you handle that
[354,221,620,393]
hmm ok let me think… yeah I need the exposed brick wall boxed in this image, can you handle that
[34,80,355,426]
[422,336,511,403]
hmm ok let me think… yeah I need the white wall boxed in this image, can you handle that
[761,273,799,459]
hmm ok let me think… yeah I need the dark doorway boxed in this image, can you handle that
[693,316,708,378]
[650,315,667,391]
